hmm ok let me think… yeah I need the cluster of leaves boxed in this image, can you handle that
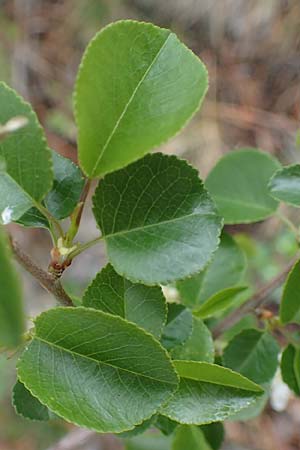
[1,20,300,450]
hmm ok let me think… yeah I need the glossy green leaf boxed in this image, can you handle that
[172,425,212,450]
[269,164,300,206]
[155,415,178,436]
[44,151,84,219]
[223,329,279,384]
[194,286,247,319]
[171,317,214,363]
[281,345,300,395]
[17,307,178,433]
[161,361,263,425]
[0,83,52,223]
[125,433,172,450]
[205,149,281,224]
[161,304,193,351]
[177,232,246,309]
[93,153,222,285]
[280,260,300,324]
[74,20,208,178]
[83,264,167,338]
[0,226,24,348]
[200,423,224,450]
[12,380,51,421]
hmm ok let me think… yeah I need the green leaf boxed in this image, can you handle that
[0,83,52,223]
[16,207,49,229]
[83,264,167,338]
[161,304,193,351]
[0,226,24,348]
[280,260,300,324]
[155,415,178,436]
[17,307,178,433]
[93,153,222,285]
[160,361,263,425]
[125,433,172,450]
[228,383,270,421]
[205,149,281,224]
[172,425,212,450]
[281,345,300,395]
[177,232,246,309]
[44,150,84,219]
[12,380,51,421]
[200,423,224,450]
[194,286,247,319]
[74,20,208,178]
[119,416,155,438]
[268,164,300,206]
[223,329,279,384]
[171,317,214,363]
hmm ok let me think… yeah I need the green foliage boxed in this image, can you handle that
[205,148,281,224]
[161,304,193,351]
[74,20,208,178]
[177,232,246,309]
[12,381,51,421]
[269,164,300,206]
[281,345,300,395]
[160,361,263,425]
[92,152,222,285]
[0,226,24,348]
[1,18,298,447]
[280,260,300,324]
[172,425,212,450]
[0,83,53,223]
[83,263,167,338]
[17,308,178,433]
[170,317,214,363]
[223,329,279,384]
[194,286,247,319]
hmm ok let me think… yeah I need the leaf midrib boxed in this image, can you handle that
[34,336,177,386]
[103,210,218,239]
[230,333,265,374]
[91,32,172,177]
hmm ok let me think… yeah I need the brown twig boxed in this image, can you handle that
[212,257,298,339]
[46,429,122,450]
[10,238,73,307]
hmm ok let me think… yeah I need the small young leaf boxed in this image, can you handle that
[74,20,208,178]
[223,329,279,384]
[0,83,52,222]
[93,153,222,285]
[17,307,178,433]
[280,260,300,324]
[12,380,51,421]
[125,433,172,450]
[200,422,224,450]
[160,361,263,425]
[177,232,246,308]
[44,150,84,219]
[194,286,247,319]
[83,264,167,338]
[161,304,193,351]
[205,149,281,224]
[268,164,300,206]
[171,317,214,363]
[0,226,24,348]
[172,425,212,450]
[281,344,300,395]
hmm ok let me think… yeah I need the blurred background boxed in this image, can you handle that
[1,0,300,449]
